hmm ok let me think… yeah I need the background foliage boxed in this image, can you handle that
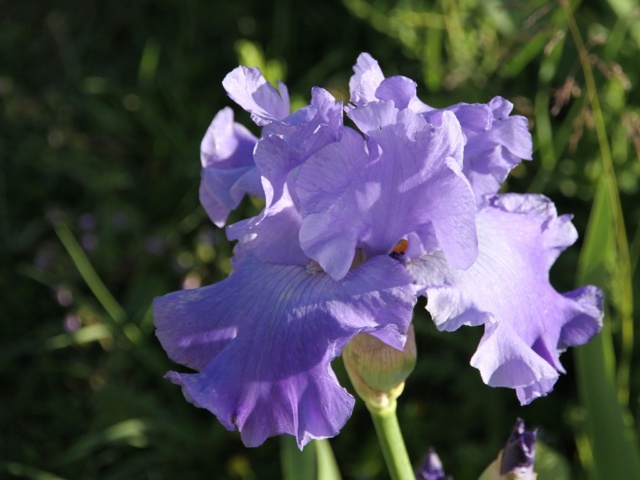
[2,0,640,478]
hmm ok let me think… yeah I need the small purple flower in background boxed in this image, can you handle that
[153,53,603,448]
[77,213,97,231]
[416,448,452,480]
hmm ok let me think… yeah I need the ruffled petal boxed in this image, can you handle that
[469,321,560,403]
[409,194,603,403]
[299,104,476,279]
[199,167,261,228]
[199,108,261,227]
[222,66,290,126]
[200,108,257,170]
[443,98,533,201]
[153,254,415,447]
[226,183,308,266]
[349,52,385,107]
[226,90,344,266]
[375,76,417,110]
[254,89,344,204]
[347,53,532,202]
[263,87,343,153]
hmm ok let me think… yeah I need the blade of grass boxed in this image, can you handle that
[562,1,640,478]
[574,178,640,480]
[0,461,67,480]
[562,0,634,403]
[54,222,126,324]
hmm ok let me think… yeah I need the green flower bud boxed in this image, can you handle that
[343,325,416,410]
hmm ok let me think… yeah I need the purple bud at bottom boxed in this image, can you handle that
[500,418,536,478]
[416,448,452,480]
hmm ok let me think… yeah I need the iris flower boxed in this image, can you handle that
[153,54,603,447]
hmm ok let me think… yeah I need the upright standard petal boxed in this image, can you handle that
[443,98,533,202]
[349,52,385,107]
[222,66,290,126]
[298,102,476,280]
[409,194,603,403]
[347,54,532,202]
[154,254,415,447]
[226,88,344,266]
[199,108,262,227]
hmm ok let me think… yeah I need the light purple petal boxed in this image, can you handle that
[199,108,262,227]
[226,183,308,266]
[375,76,417,110]
[348,53,532,201]
[199,167,261,228]
[254,89,344,204]
[263,87,343,152]
[226,89,344,266]
[442,98,533,201]
[349,52,385,107]
[200,108,257,169]
[222,66,290,126]
[470,321,560,402]
[409,194,603,403]
[299,104,476,279]
[153,254,415,447]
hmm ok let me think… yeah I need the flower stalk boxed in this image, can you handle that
[367,399,415,480]
[343,326,417,479]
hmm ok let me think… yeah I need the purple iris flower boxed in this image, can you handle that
[155,66,434,448]
[154,54,603,447]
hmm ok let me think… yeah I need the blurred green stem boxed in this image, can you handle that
[54,222,126,324]
[367,400,414,480]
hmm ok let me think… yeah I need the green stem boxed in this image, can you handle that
[366,400,414,480]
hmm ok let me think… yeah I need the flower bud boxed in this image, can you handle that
[343,325,416,410]
[500,419,536,480]
[416,448,452,480]
[478,418,537,480]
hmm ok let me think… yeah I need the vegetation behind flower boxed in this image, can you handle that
[3,0,639,479]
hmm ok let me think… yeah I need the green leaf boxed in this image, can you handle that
[574,177,640,480]
[535,440,571,480]
[498,30,552,78]
[281,437,342,480]
[0,462,66,480]
[281,436,317,480]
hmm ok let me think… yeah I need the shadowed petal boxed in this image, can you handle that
[226,183,308,266]
[154,255,415,447]
[199,108,262,227]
